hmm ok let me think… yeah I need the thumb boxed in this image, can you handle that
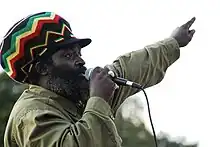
[189,29,196,37]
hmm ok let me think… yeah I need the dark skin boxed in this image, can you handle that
[34,44,90,104]
[32,44,115,106]
[171,17,196,47]
[30,17,196,108]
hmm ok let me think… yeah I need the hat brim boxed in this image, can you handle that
[36,38,91,62]
[55,37,92,49]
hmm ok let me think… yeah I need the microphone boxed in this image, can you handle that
[85,68,158,147]
[84,68,142,89]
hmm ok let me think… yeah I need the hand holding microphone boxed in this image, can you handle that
[88,67,118,103]
[86,66,159,147]
[85,67,142,89]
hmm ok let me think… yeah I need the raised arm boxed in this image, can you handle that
[107,17,196,114]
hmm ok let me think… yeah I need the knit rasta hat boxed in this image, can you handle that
[0,12,91,83]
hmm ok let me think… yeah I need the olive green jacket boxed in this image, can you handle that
[4,38,180,147]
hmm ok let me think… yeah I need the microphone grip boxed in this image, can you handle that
[113,77,142,89]
[85,67,143,89]
[113,77,128,86]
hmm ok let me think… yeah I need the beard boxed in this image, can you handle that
[46,65,90,107]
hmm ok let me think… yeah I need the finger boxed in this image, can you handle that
[183,17,196,29]
[108,78,118,90]
[189,29,196,37]
[102,76,115,87]
[93,66,103,73]
[90,66,103,79]
[99,67,110,77]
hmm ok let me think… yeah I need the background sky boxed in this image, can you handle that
[0,0,219,147]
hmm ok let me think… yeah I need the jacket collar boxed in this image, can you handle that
[28,84,83,117]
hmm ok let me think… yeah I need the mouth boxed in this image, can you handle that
[76,66,87,76]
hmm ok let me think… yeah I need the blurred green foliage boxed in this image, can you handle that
[0,72,198,147]
[0,72,28,145]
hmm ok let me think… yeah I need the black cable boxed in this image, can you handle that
[119,80,158,147]
[101,70,158,147]
[140,87,158,147]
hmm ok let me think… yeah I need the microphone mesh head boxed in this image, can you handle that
[84,68,93,80]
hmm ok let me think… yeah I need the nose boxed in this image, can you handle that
[75,56,85,66]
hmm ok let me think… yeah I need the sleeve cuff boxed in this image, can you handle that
[84,97,113,117]
[163,37,180,65]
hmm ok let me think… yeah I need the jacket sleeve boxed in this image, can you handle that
[107,37,180,114]
[13,97,122,147]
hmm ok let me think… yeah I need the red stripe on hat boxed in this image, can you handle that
[10,15,60,78]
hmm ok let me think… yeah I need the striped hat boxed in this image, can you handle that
[0,12,91,83]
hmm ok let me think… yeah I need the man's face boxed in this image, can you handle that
[46,44,89,103]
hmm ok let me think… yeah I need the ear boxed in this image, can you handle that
[35,62,49,76]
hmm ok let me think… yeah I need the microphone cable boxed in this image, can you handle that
[109,70,158,147]
[139,86,158,147]
[85,68,158,147]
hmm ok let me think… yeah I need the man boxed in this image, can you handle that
[1,12,195,147]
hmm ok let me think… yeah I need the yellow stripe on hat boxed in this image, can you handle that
[30,23,72,58]
[6,13,56,77]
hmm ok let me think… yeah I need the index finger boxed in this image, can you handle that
[183,17,196,29]
[90,66,103,79]
[99,67,110,77]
